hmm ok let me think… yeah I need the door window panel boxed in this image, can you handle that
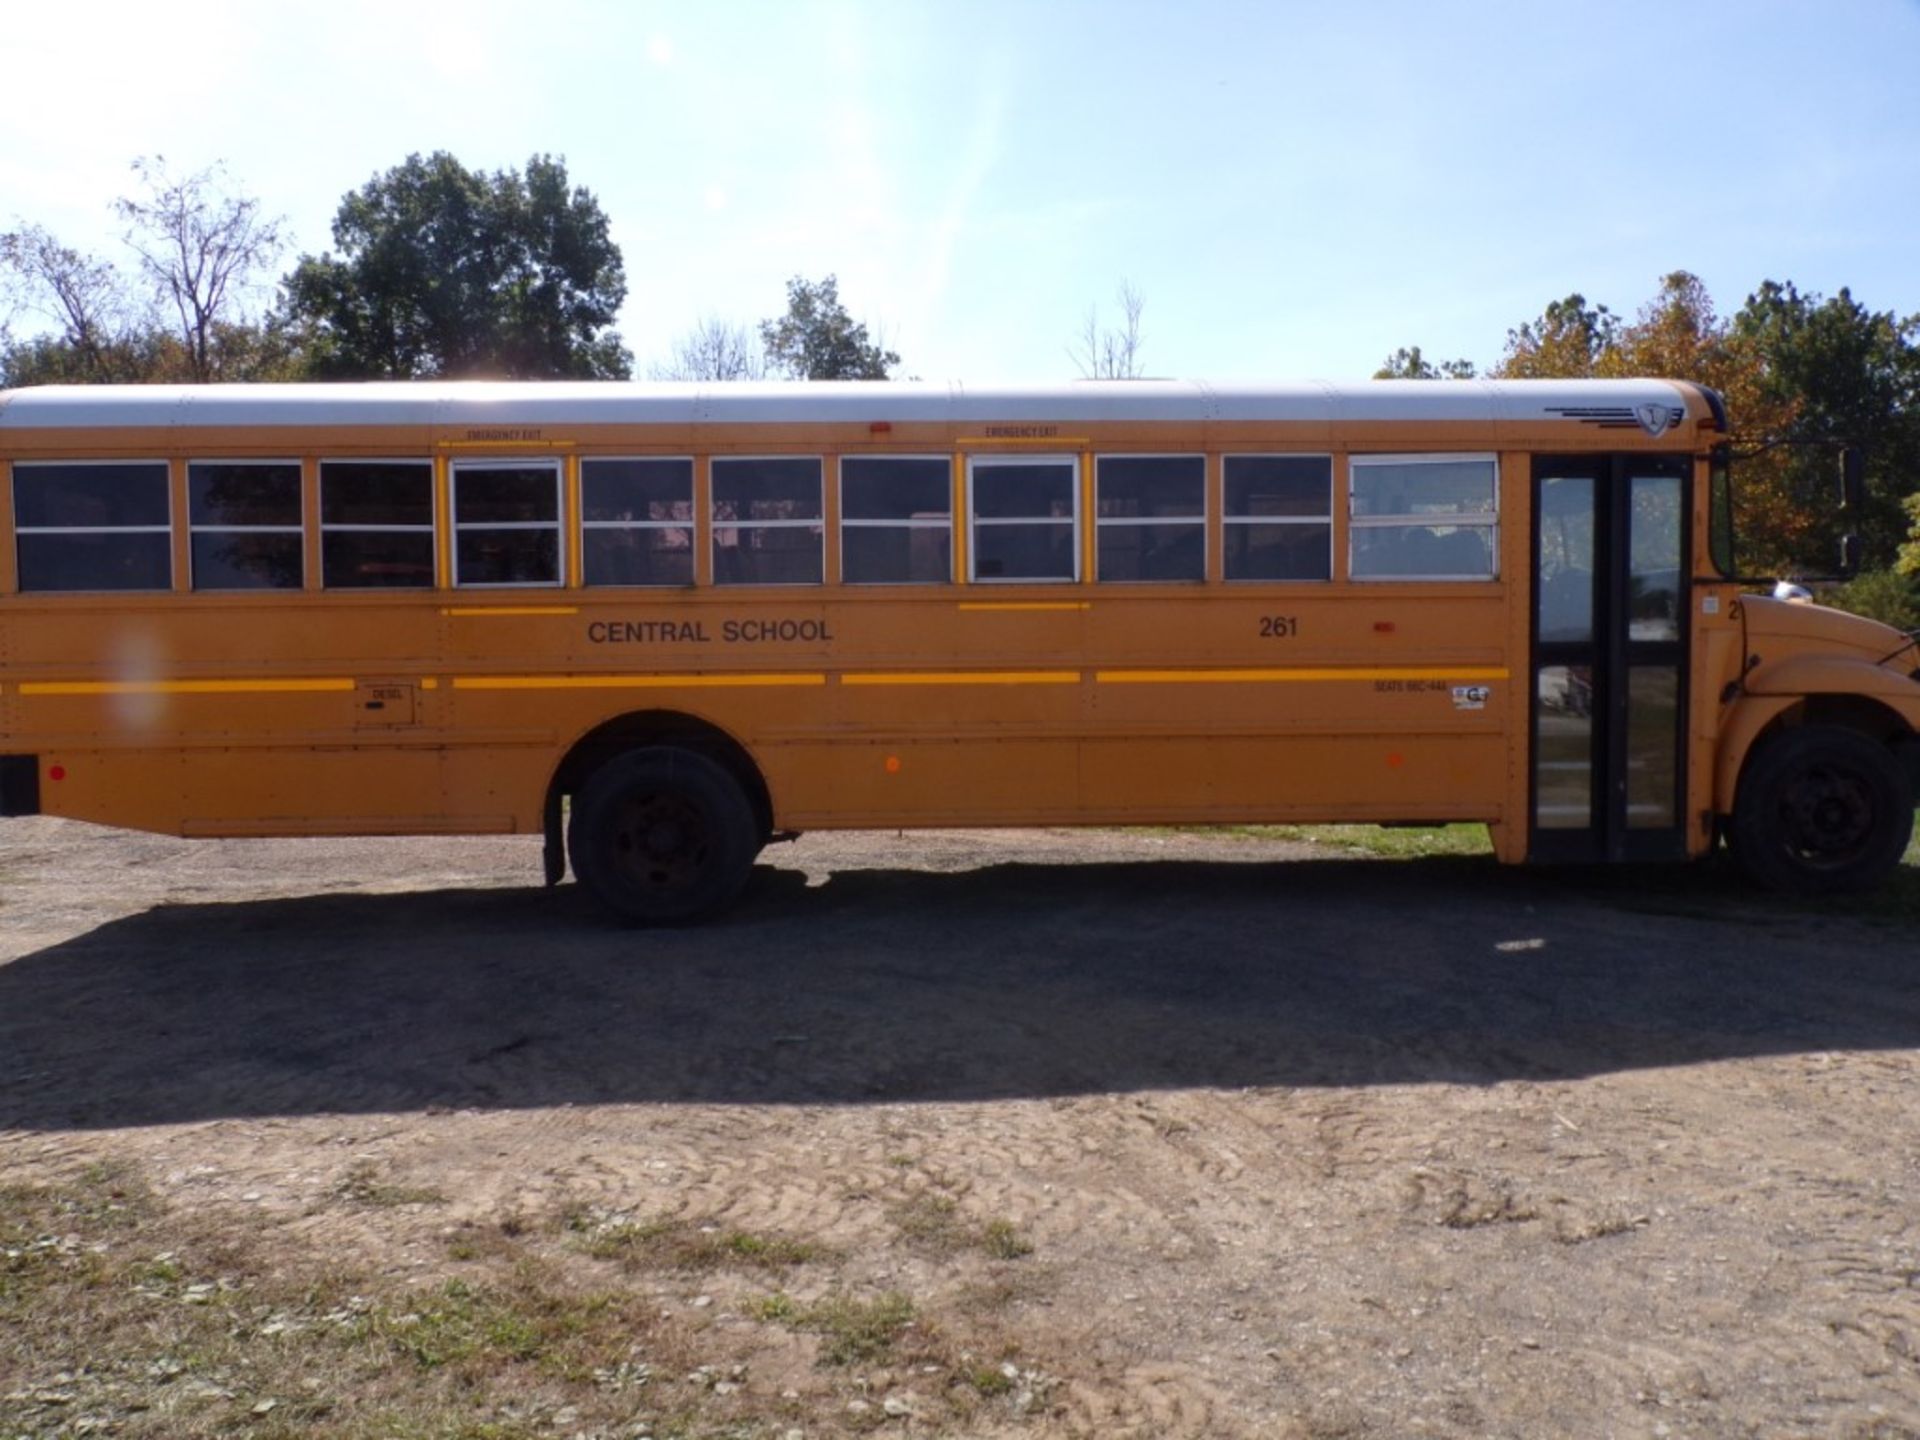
[1536,475,1594,644]
[1626,665,1680,828]
[1628,473,1683,642]
[1534,664,1595,830]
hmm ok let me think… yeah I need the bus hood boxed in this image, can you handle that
[1741,595,1920,695]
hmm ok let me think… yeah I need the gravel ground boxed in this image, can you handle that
[3,817,1919,1437]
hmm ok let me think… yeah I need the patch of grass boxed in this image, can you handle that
[4,1160,1055,1438]
[334,1160,446,1209]
[967,1364,1016,1396]
[1253,822,1494,859]
[981,1219,1035,1261]
[888,1193,1033,1260]
[562,1207,823,1271]
[757,1290,919,1367]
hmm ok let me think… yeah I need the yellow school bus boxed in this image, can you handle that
[1,380,1915,920]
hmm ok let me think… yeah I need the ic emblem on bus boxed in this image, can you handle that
[1452,685,1491,711]
[1634,403,1683,437]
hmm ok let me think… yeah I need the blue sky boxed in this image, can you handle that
[3,0,1916,381]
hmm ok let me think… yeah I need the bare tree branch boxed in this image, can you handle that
[650,315,766,381]
[114,156,285,383]
[1069,279,1146,379]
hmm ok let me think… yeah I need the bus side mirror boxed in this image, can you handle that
[1840,531,1862,579]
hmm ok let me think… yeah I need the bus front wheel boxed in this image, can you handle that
[1729,725,1914,895]
[568,747,759,923]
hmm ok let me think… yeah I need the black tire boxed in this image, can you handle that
[1729,725,1915,896]
[568,747,759,923]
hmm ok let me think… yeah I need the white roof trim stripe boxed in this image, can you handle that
[0,379,1702,431]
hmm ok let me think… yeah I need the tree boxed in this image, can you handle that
[281,152,631,380]
[1732,280,1920,570]
[759,275,898,380]
[651,315,765,381]
[0,225,134,378]
[115,157,286,383]
[1374,345,1474,380]
[1494,293,1619,378]
[1070,280,1146,379]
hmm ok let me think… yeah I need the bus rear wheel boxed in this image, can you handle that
[568,747,759,923]
[1730,725,1914,896]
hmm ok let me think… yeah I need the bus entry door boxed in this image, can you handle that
[1529,455,1688,863]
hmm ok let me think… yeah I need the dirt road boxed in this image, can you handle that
[3,819,1919,1438]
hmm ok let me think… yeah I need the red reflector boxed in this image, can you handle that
[48,765,66,781]
[869,421,893,433]
[1374,621,1395,633]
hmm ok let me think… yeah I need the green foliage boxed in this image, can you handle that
[1823,568,1920,632]
[281,151,630,380]
[759,274,899,379]
[757,1290,918,1366]
[1898,493,1920,578]
[1374,345,1474,380]
[1496,293,1619,378]
[1733,280,1920,570]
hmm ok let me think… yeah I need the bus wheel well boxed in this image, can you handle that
[545,712,774,881]
[1755,694,1912,751]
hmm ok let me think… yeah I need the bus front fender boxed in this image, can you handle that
[1715,655,1920,814]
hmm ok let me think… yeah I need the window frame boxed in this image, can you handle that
[11,458,175,594]
[1093,452,1207,584]
[1220,452,1335,584]
[450,457,567,589]
[966,453,1081,585]
[318,457,439,591]
[1347,451,1501,583]
[710,454,825,588]
[838,453,953,586]
[579,454,697,589]
[186,457,305,592]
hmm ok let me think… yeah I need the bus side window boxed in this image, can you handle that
[582,457,695,587]
[1095,455,1204,582]
[1222,455,1332,581]
[189,460,303,590]
[841,455,951,584]
[13,461,173,592]
[320,460,436,589]
[712,457,824,586]
[1349,455,1498,581]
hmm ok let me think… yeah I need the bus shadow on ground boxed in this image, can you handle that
[2,854,1917,1130]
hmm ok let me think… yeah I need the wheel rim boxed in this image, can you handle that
[1778,761,1877,870]
[605,790,711,895]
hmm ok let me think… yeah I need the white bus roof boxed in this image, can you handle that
[0,378,1709,431]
